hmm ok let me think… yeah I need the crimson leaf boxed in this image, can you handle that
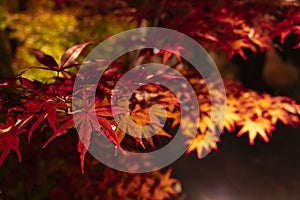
[31,49,58,69]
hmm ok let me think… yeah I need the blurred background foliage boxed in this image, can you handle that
[0,0,133,81]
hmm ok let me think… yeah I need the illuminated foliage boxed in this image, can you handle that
[98,168,180,200]
[122,0,300,59]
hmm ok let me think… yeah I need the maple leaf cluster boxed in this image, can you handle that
[1,41,300,174]
[225,80,300,144]
[179,75,300,158]
[119,0,300,59]
[97,168,180,200]
[0,42,179,172]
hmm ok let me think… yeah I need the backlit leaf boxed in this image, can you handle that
[30,49,58,69]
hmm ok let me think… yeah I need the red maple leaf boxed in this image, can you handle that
[0,117,27,167]
[43,89,121,173]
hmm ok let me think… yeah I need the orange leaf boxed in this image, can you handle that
[237,117,274,145]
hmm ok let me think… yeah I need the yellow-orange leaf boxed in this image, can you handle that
[237,117,274,145]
